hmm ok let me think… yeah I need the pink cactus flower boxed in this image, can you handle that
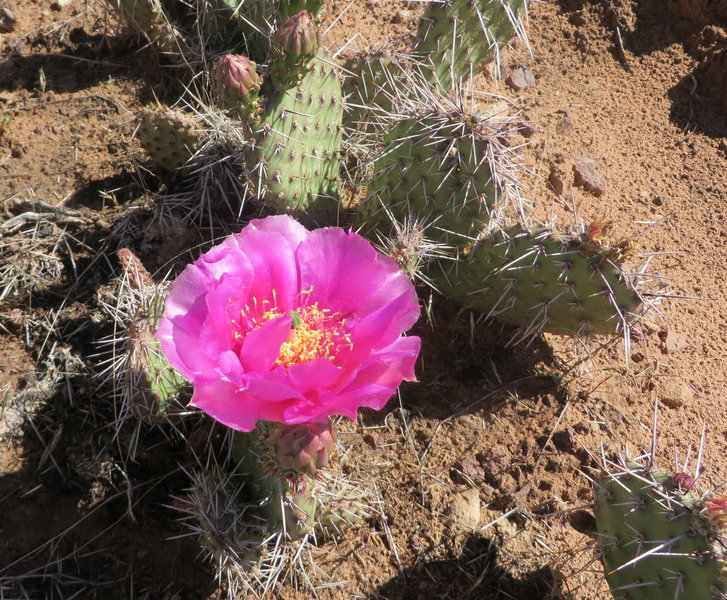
[156,215,421,432]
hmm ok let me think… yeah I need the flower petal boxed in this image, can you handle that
[297,228,418,320]
[239,314,292,372]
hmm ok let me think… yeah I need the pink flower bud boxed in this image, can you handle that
[212,54,262,103]
[271,11,319,61]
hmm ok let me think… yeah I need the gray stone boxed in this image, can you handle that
[506,66,535,91]
[573,162,606,196]
[0,7,16,33]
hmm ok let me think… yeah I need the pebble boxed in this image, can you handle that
[573,161,606,196]
[447,488,480,530]
[555,115,575,136]
[718,139,727,156]
[0,6,16,33]
[506,66,535,91]
[658,379,693,408]
[663,329,686,353]
[51,0,73,8]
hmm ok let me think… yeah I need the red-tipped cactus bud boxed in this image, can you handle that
[212,54,262,121]
[672,471,695,491]
[269,420,336,477]
[706,494,727,530]
[269,10,319,90]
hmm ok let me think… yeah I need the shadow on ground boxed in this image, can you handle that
[369,535,559,600]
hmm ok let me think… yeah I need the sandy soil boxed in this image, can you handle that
[0,0,725,599]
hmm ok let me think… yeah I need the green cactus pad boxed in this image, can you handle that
[363,110,501,249]
[594,464,727,600]
[248,54,342,220]
[104,0,181,54]
[137,107,204,172]
[433,227,642,336]
[415,0,527,89]
[126,322,188,417]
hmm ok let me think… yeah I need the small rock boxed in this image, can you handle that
[447,488,480,530]
[718,139,727,156]
[519,122,538,137]
[555,115,575,136]
[573,162,606,196]
[477,445,510,487]
[0,6,16,33]
[506,66,535,91]
[451,454,485,485]
[453,414,484,430]
[658,379,693,409]
[52,0,72,7]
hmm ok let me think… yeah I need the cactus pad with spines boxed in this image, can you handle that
[104,0,181,55]
[249,54,342,219]
[232,421,370,540]
[415,0,528,89]
[363,109,503,249]
[137,107,203,172]
[434,227,642,336]
[594,463,727,600]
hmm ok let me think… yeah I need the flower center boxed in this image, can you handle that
[276,303,352,367]
[235,291,352,368]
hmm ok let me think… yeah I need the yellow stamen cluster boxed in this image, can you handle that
[276,303,352,367]
[233,291,353,368]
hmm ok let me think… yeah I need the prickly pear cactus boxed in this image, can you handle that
[594,462,727,600]
[137,107,204,172]
[231,420,368,540]
[363,108,502,248]
[249,54,343,218]
[361,93,642,337]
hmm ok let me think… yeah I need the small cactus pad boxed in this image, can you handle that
[232,423,369,540]
[594,463,727,600]
[104,0,181,54]
[415,0,527,88]
[434,227,642,336]
[249,54,342,219]
[116,249,188,418]
[137,107,203,172]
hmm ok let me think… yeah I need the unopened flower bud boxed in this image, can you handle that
[269,11,319,90]
[212,54,262,120]
[269,420,336,477]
